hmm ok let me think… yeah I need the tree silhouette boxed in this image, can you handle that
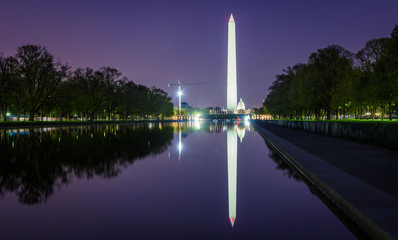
[263,25,398,120]
[15,45,69,121]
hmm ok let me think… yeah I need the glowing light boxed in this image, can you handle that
[6,112,10,117]
[194,115,200,121]
[194,117,201,129]
[178,91,182,96]
[178,127,182,162]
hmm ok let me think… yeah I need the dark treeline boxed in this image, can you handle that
[264,25,398,120]
[0,124,173,205]
[0,45,173,121]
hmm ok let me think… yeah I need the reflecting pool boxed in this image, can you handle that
[0,122,357,239]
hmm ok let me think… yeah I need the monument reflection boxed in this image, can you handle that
[172,120,249,226]
[227,127,237,226]
[227,122,250,227]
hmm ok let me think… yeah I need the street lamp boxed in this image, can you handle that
[168,81,209,120]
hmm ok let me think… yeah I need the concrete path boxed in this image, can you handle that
[254,122,398,240]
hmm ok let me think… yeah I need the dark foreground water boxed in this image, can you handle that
[0,122,356,239]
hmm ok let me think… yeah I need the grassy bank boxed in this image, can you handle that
[269,119,398,124]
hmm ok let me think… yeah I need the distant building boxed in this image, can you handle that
[236,98,245,113]
[214,107,222,114]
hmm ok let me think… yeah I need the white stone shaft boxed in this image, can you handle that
[227,14,237,112]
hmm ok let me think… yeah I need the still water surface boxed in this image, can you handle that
[0,122,355,239]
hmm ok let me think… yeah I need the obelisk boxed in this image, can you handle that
[227,14,237,113]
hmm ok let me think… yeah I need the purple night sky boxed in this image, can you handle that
[1,0,398,109]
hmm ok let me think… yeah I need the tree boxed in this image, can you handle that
[117,81,138,119]
[294,64,324,120]
[1,44,176,121]
[263,26,398,121]
[286,64,306,118]
[53,79,74,120]
[264,46,354,120]
[69,68,107,120]
[356,38,389,119]
[15,45,68,121]
[264,68,294,118]
[0,55,18,121]
[148,87,173,119]
[383,25,398,119]
[100,67,123,120]
[307,45,354,119]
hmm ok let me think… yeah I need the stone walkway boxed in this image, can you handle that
[254,122,398,240]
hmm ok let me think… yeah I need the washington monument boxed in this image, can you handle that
[227,14,237,112]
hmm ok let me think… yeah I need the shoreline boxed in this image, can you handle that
[253,122,398,240]
[0,120,182,129]
[255,119,398,150]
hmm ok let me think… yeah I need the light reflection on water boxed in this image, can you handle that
[0,124,173,205]
[0,122,357,239]
[227,126,238,227]
[172,121,251,228]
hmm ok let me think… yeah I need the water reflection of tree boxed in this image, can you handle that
[0,124,173,205]
[267,144,302,182]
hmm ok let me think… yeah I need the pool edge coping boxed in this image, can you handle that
[253,123,395,240]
